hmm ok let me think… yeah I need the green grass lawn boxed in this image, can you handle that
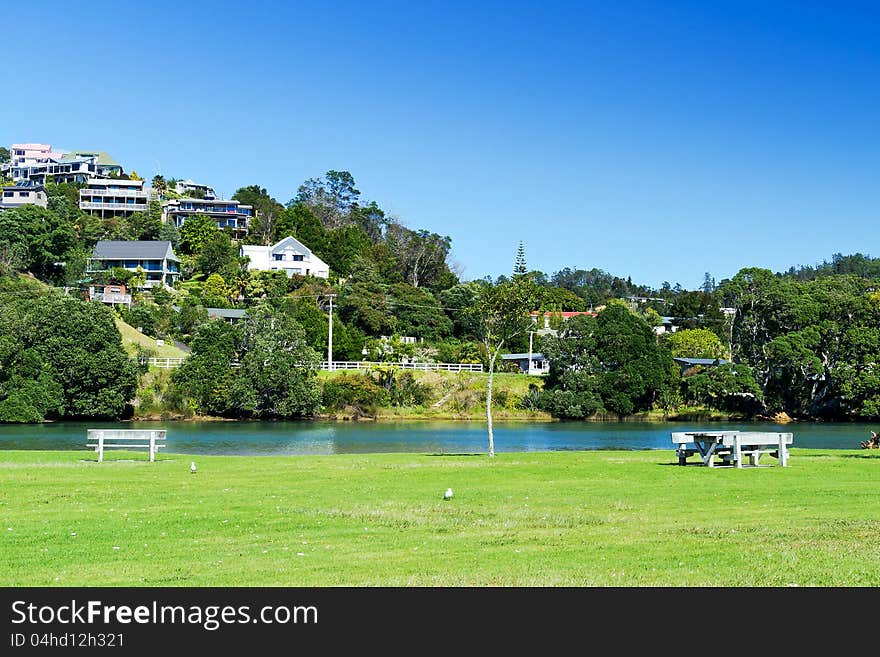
[115,318,189,360]
[2,449,879,586]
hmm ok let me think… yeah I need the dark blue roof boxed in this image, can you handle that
[673,358,729,366]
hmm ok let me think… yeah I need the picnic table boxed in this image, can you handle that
[671,431,792,468]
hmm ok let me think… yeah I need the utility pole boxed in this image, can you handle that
[326,294,337,371]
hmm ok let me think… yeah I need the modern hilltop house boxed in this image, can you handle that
[240,236,330,278]
[162,198,252,238]
[86,240,180,289]
[79,178,151,218]
[6,143,125,185]
[174,179,216,199]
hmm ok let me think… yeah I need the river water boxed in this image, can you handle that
[0,420,873,455]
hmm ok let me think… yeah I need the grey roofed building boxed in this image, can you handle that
[87,240,180,289]
[207,308,247,323]
[673,357,730,373]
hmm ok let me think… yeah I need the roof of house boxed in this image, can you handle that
[91,240,178,261]
[673,357,730,366]
[65,151,121,168]
[530,311,597,318]
[502,353,546,360]
[207,308,247,319]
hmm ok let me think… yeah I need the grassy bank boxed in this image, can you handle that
[2,449,879,586]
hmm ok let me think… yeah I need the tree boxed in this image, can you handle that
[203,273,230,306]
[227,304,322,418]
[388,284,453,340]
[468,279,536,457]
[151,175,167,194]
[195,231,240,277]
[233,185,284,246]
[514,241,527,278]
[665,328,728,359]
[0,294,137,419]
[291,170,361,230]
[384,222,452,288]
[126,200,163,240]
[0,205,77,283]
[178,214,219,254]
[158,221,181,248]
[172,319,240,415]
[0,146,9,164]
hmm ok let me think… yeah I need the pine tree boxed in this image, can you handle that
[513,241,527,278]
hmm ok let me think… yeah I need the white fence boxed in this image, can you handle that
[144,357,188,368]
[321,361,483,372]
[142,357,482,372]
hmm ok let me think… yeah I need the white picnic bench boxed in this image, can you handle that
[671,431,793,468]
[87,429,167,462]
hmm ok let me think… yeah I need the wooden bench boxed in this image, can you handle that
[87,429,167,462]
[671,431,793,468]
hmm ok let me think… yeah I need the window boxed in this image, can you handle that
[273,254,284,261]
[3,192,13,197]
[292,254,304,261]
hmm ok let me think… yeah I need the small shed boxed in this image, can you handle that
[501,352,549,375]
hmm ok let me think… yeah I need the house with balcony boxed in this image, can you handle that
[11,155,99,184]
[240,236,330,278]
[0,183,48,210]
[162,198,252,238]
[174,179,216,200]
[64,151,123,178]
[86,241,180,289]
[79,178,151,218]
[7,143,64,168]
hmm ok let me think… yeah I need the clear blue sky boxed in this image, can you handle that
[4,0,878,289]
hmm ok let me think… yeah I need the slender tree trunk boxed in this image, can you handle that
[486,349,497,458]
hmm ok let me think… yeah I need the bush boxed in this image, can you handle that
[322,374,390,412]
[539,388,601,419]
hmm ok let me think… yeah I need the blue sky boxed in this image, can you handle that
[4,0,878,289]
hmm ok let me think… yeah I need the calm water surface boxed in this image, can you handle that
[0,420,873,455]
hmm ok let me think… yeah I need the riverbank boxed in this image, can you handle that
[2,448,879,586]
[132,369,754,423]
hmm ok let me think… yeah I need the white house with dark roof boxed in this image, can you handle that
[86,240,180,289]
[0,183,48,210]
[240,236,329,278]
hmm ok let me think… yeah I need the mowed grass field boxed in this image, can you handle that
[2,449,879,586]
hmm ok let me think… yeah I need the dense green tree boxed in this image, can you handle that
[233,185,284,246]
[388,284,452,340]
[339,281,392,336]
[178,214,219,254]
[0,146,9,164]
[681,363,763,415]
[439,282,483,338]
[274,203,328,251]
[195,231,240,277]
[0,293,137,420]
[665,328,728,359]
[171,320,239,416]
[322,225,372,276]
[227,304,322,418]
[0,205,77,283]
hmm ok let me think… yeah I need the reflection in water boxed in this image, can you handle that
[0,420,872,455]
